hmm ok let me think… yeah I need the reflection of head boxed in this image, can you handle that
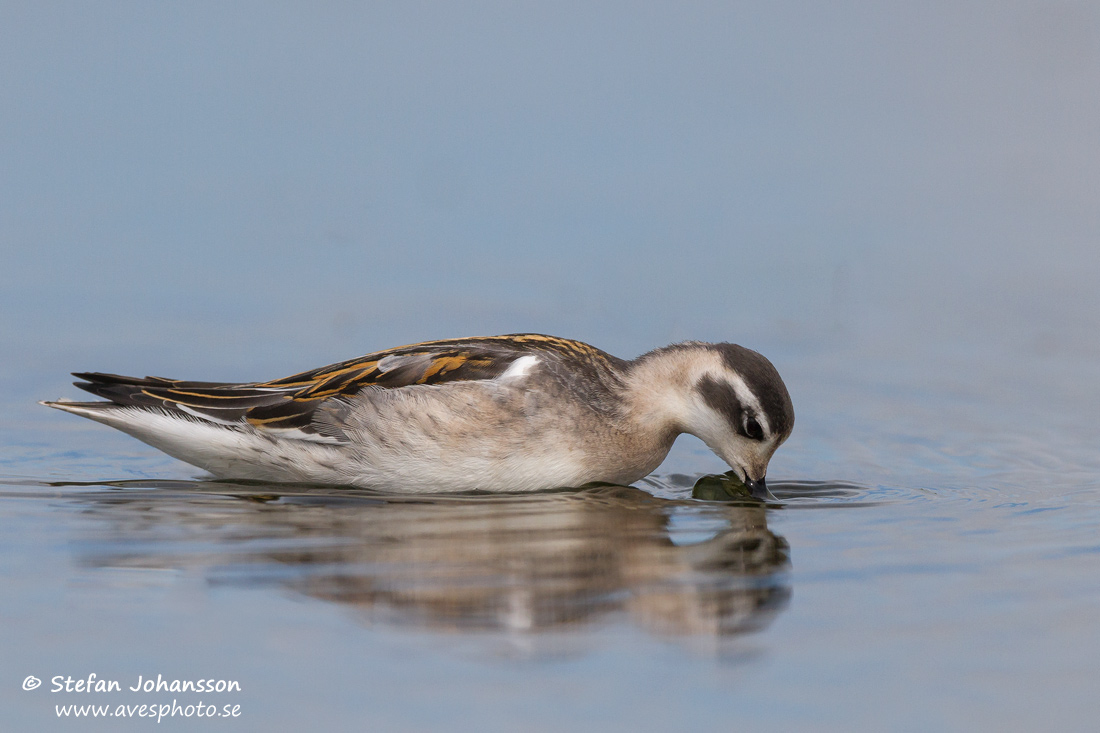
[72,482,790,641]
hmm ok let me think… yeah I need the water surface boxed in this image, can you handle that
[3,2,1100,730]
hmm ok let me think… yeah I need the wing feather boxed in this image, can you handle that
[70,334,623,439]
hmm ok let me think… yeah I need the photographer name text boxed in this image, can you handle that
[50,673,241,694]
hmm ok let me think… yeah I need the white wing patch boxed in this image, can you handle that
[498,355,539,381]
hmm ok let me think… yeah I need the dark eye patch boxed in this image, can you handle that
[698,375,769,441]
[697,375,745,434]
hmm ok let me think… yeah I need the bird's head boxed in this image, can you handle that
[670,344,794,500]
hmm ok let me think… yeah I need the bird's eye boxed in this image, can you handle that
[744,416,763,440]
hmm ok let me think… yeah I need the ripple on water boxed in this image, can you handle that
[644,472,898,507]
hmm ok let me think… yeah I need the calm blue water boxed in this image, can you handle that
[3,3,1100,730]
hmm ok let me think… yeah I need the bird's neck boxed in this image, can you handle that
[618,346,702,441]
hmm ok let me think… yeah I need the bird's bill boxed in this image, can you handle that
[743,476,777,502]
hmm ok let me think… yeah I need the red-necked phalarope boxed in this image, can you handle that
[42,334,794,497]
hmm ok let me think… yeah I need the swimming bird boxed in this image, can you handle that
[41,334,794,498]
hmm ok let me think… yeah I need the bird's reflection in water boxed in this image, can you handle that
[66,479,791,646]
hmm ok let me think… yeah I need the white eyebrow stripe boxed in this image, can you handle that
[722,370,770,436]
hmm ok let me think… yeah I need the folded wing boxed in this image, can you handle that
[68,335,593,440]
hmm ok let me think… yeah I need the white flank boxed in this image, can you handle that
[258,425,343,444]
[41,402,345,484]
[175,403,242,426]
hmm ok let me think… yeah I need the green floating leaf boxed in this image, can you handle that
[691,471,753,501]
